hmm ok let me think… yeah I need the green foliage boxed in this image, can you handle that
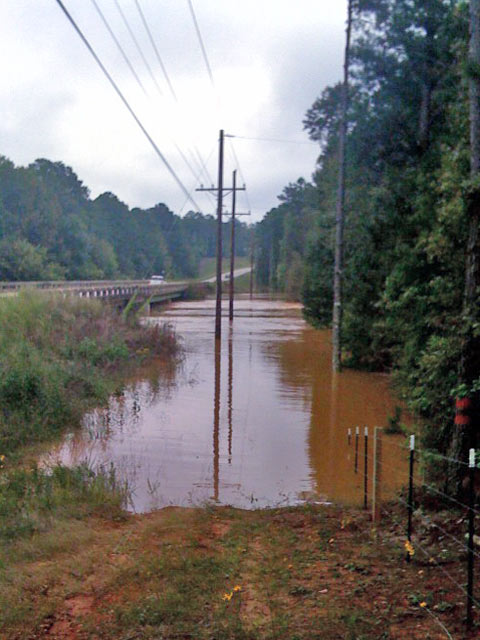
[255,179,320,300]
[0,237,65,281]
[0,463,127,541]
[384,407,404,435]
[0,291,178,455]
[0,157,251,282]
[256,0,471,461]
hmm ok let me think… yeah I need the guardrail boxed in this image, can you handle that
[0,279,149,291]
[0,280,188,301]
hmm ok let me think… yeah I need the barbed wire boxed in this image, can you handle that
[380,507,459,639]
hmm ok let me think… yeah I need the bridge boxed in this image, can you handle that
[0,267,251,308]
[0,279,189,308]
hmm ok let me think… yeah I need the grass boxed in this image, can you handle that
[1,502,476,639]
[0,290,180,630]
[0,290,178,457]
[222,270,252,294]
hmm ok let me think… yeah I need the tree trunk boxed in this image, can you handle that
[332,0,353,372]
[417,16,435,152]
[418,81,432,151]
[451,0,480,481]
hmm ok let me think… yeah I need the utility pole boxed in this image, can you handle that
[196,129,224,339]
[227,172,250,321]
[229,170,237,322]
[249,230,255,300]
[196,138,246,334]
[332,0,353,372]
[215,129,224,340]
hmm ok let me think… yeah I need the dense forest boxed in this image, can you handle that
[0,156,249,281]
[254,0,473,461]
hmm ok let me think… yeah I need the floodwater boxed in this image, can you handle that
[45,296,409,512]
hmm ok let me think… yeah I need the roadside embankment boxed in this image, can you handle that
[0,291,179,587]
[0,291,178,456]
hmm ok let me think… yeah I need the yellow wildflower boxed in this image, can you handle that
[233,585,242,592]
[419,602,427,608]
[0,455,5,462]
[222,592,233,601]
[404,540,415,557]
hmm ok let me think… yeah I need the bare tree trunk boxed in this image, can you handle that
[418,81,432,151]
[451,0,480,478]
[417,17,435,152]
[332,0,353,372]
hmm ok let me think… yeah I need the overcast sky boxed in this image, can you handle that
[0,1,347,221]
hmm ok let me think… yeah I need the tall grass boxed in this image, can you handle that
[0,462,127,542]
[0,291,178,455]
[0,291,178,549]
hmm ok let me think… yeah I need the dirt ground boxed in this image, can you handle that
[2,502,478,640]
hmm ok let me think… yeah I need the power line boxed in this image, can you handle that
[89,0,148,96]
[186,0,215,89]
[113,0,164,97]
[134,0,178,102]
[227,137,251,213]
[179,144,216,215]
[93,0,207,196]
[130,0,214,187]
[228,133,318,146]
[54,0,202,212]
[192,145,215,186]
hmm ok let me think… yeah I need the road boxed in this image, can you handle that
[0,267,252,298]
[203,266,252,284]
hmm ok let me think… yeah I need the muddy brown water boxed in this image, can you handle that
[45,296,409,512]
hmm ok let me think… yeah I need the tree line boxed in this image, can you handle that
[0,156,250,282]
[254,0,473,463]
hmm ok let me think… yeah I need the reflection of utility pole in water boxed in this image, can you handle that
[213,338,221,501]
[228,324,234,464]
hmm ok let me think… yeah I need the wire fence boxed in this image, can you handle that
[346,425,480,638]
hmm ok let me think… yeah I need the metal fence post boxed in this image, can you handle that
[364,427,369,510]
[372,427,383,523]
[467,448,476,629]
[355,426,359,474]
[406,435,415,563]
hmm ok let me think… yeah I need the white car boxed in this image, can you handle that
[149,275,165,285]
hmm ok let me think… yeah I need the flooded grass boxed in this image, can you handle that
[0,296,462,638]
[0,290,180,633]
[0,290,178,456]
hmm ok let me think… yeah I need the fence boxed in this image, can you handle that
[347,426,479,638]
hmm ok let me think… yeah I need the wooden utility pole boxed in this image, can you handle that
[229,170,237,322]
[196,130,224,340]
[196,138,246,335]
[452,0,480,470]
[249,230,254,300]
[332,0,353,372]
[215,129,225,340]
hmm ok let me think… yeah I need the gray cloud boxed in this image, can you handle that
[0,0,347,221]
